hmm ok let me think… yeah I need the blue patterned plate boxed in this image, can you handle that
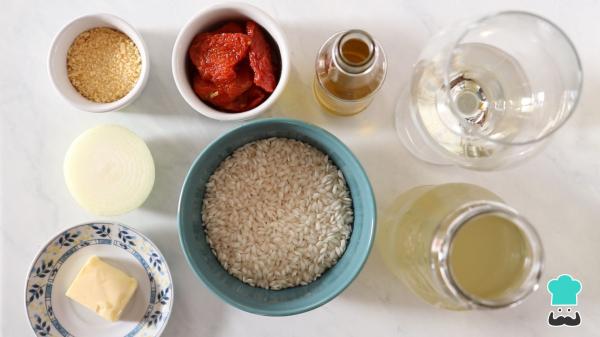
[25,222,173,337]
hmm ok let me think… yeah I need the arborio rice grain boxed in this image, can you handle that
[202,137,353,290]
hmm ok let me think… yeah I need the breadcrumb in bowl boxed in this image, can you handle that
[48,14,150,112]
[67,27,141,103]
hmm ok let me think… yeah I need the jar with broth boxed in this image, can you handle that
[314,29,387,116]
[378,183,544,309]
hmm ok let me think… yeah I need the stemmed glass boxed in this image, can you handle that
[395,11,582,170]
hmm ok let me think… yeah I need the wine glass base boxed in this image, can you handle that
[394,89,453,166]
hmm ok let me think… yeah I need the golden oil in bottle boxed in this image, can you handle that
[314,30,387,116]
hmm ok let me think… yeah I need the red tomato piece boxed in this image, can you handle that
[188,32,251,83]
[215,22,244,34]
[246,21,277,93]
[192,63,254,107]
[221,85,267,112]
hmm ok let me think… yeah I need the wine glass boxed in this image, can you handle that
[395,11,582,170]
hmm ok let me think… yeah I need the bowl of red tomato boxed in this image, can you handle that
[172,2,290,121]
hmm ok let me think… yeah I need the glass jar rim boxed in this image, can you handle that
[431,200,544,309]
[440,10,583,146]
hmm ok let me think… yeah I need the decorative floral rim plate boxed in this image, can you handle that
[25,222,173,337]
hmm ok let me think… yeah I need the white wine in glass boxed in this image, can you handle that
[396,11,582,170]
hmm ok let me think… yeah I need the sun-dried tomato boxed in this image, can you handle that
[215,22,244,34]
[246,21,277,93]
[187,21,277,113]
[188,32,251,83]
[192,63,254,107]
[221,85,267,112]
[244,86,268,109]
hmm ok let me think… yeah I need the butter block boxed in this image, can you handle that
[66,256,138,321]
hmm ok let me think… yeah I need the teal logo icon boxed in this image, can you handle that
[548,274,582,306]
[547,274,582,327]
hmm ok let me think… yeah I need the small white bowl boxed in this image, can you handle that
[48,14,150,113]
[172,3,290,121]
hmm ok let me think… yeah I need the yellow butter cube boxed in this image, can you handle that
[66,256,138,321]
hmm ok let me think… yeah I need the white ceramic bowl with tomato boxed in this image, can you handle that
[172,3,290,121]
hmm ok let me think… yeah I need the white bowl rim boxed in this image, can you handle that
[171,2,290,121]
[47,13,150,113]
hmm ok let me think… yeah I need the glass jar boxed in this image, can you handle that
[378,183,543,310]
[314,29,387,116]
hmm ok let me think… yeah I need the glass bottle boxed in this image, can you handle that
[378,183,543,310]
[314,29,387,116]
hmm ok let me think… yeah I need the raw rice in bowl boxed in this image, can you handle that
[178,118,376,316]
[203,137,353,290]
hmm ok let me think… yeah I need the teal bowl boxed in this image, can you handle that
[178,118,376,316]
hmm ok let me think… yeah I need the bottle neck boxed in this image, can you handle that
[431,201,544,309]
[333,30,376,74]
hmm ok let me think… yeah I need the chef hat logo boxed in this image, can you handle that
[547,274,582,306]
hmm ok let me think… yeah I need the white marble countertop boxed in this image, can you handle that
[2,0,599,336]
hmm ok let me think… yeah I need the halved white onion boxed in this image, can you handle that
[64,124,155,216]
